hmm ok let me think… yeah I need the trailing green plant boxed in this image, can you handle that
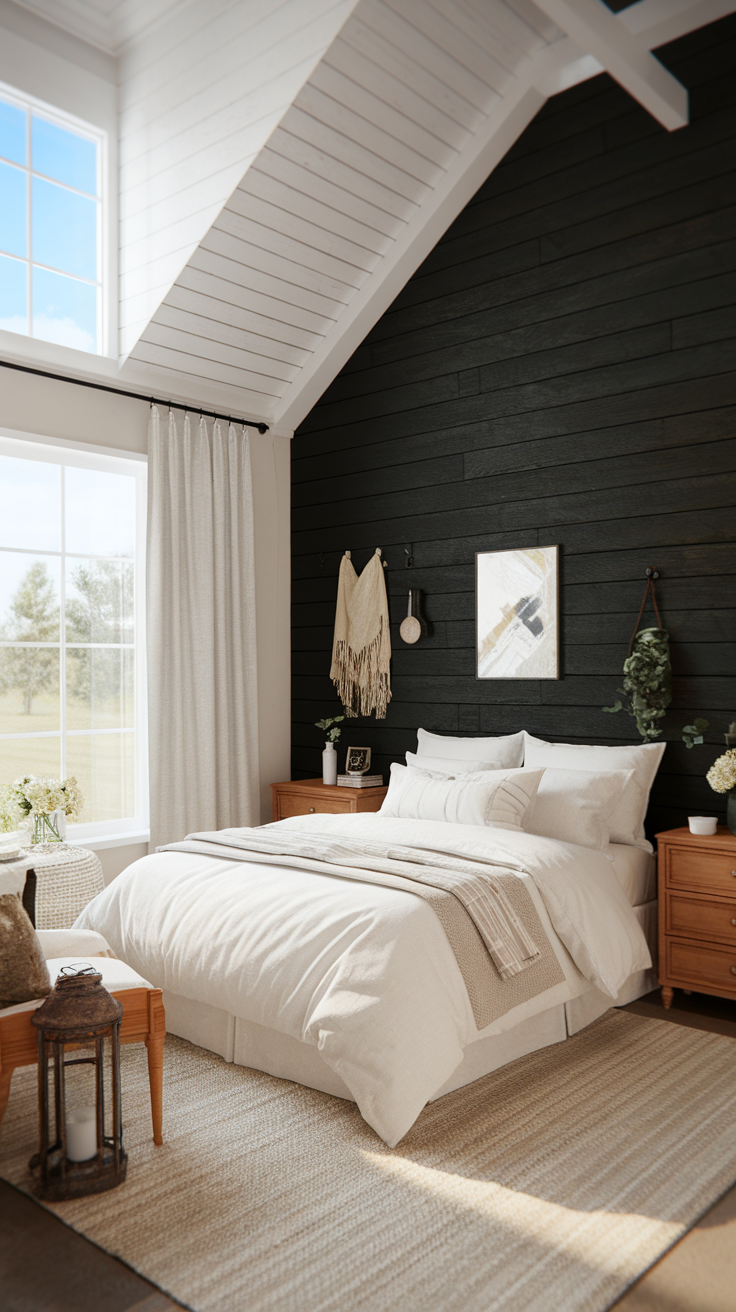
[315,715,344,743]
[602,627,672,741]
[682,718,709,749]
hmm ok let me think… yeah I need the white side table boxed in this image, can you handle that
[0,844,104,930]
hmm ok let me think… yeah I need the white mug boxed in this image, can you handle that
[688,816,717,836]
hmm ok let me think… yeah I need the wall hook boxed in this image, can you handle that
[404,545,414,568]
[646,567,660,580]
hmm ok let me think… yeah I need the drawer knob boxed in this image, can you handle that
[732,966,736,976]
[732,919,736,927]
[309,807,315,813]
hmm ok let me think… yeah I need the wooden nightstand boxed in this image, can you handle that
[656,826,736,1010]
[271,778,388,822]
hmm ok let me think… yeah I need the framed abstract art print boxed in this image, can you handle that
[476,546,559,679]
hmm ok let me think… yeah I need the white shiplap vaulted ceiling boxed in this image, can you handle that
[12,0,736,431]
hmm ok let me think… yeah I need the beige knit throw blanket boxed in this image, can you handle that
[331,548,391,718]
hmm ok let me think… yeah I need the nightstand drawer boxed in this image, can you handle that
[667,847,736,895]
[665,938,736,994]
[274,793,349,820]
[666,893,736,947]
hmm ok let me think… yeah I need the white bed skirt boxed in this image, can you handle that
[163,900,658,1106]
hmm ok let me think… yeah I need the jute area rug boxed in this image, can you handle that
[1,1010,735,1312]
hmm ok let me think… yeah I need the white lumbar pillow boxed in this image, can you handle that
[405,751,504,775]
[521,767,634,851]
[416,728,524,769]
[522,733,665,849]
[380,763,543,829]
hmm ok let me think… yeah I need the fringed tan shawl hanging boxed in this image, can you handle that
[331,549,391,718]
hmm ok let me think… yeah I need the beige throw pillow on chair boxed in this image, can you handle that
[0,893,52,1009]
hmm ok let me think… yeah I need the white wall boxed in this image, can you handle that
[0,368,291,871]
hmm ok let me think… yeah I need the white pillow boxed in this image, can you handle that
[405,751,504,774]
[522,733,665,848]
[416,728,524,768]
[521,767,634,851]
[379,763,543,830]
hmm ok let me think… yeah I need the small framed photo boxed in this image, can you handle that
[476,545,559,679]
[345,746,372,775]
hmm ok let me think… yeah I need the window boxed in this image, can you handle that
[0,84,104,355]
[0,434,147,841]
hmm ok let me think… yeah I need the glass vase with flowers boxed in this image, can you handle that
[706,750,736,836]
[0,775,84,846]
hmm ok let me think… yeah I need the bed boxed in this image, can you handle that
[75,747,660,1148]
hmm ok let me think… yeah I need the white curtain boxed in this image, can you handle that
[146,407,259,849]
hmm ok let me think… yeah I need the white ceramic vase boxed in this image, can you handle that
[322,741,337,786]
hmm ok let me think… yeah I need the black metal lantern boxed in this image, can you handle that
[31,964,127,1199]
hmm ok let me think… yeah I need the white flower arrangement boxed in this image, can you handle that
[706,749,736,795]
[0,774,84,834]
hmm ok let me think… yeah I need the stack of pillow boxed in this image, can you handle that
[379,728,665,852]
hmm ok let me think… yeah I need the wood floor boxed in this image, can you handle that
[1,988,734,1312]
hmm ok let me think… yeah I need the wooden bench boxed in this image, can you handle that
[0,985,165,1145]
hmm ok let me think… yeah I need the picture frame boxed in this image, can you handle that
[345,746,372,774]
[476,546,559,679]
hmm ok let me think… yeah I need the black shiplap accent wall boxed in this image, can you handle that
[291,17,736,836]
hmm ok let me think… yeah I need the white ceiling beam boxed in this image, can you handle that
[531,0,689,129]
[621,0,736,49]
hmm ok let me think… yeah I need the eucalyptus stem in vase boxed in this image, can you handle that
[315,716,344,787]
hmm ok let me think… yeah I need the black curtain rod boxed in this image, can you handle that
[0,358,270,433]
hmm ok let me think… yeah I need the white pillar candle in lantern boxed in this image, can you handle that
[66,1106,97,1161]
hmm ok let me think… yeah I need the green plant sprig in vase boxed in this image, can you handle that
[706,749,736,836]
[315,716,344,786]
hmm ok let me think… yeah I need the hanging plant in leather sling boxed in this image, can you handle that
[602,570,672,741]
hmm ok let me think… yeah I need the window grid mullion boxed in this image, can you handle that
[26,108,31,334]
[60,464,66,780]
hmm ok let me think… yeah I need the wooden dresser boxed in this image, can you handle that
[656,826,736,1009]
[271,778,388,822]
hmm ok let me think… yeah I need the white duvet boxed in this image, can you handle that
[76,813,651,1145]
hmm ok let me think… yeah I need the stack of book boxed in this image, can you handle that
[336,774,384,788]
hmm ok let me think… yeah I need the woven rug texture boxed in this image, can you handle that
[1,1009,735,1312]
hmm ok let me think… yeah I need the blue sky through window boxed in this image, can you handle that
[0,254,27,334]
[33,177,97,279]
[0,162,26,257]
[33,267,97,353]
[32,116,96,193]
[0,91,101,354]
[0,99,25,165]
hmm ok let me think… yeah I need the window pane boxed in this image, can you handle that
[32,177,97,280]
[0,99,26,166]
[32,266,97,353]
[66,559,134,643]
[67,732,135,822]
[67,649,133,730]
[65,468,135,557]
[0,552,60,640]
[32,116,96,195]
[0,735,61,784]
[0,253,27,335]
[0,645,60,730]
[0,462,61,552]
[0,160,27,258]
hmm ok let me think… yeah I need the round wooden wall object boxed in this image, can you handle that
[400,614,422,644]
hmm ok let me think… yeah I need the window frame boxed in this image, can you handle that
[0,428,148,844]
[0,78,108,357]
